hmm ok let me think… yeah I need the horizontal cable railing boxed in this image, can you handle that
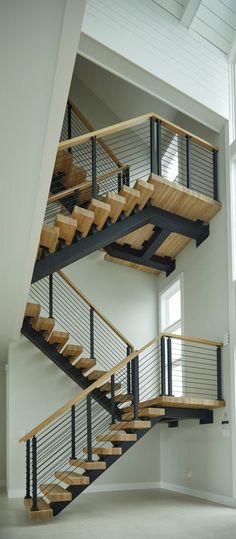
[20,331,223,512]
[44,105,218,225]
[29,270,134,372]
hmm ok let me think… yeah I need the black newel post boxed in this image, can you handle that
[31,436,38,512]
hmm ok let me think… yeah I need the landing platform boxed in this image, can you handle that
[137,396,225,410]
[104,174,221,275]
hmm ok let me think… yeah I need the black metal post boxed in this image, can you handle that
[71,405,76,459]
[92,136,97,198]
[167,337,173,396]
[87,395,92,461]
[90,307,94,358]
[217,346,222,400]
[186,135,191,189]
[127,346,132,394]
[125,167,130,187]
[132,356,139,420]
[150,117,156,174]
[213,149,218,201]
[25,440,31,499]
[110,375,116,424]
[67,102,72,153]
[49,274,53,318]
[161,336,166,396]
[156,119,161,176]
[118,172,122,192]
[31,436,38,511]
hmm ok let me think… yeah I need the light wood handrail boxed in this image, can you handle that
[58,270,134,350]
[19,331,222,442]
[68,98,123,167]
[58,111,217,153]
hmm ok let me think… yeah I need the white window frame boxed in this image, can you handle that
[159,273,184,335]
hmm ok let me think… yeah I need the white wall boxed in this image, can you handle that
[81,0,229,121]
[157,126,232,500]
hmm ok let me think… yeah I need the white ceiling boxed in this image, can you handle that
[152,0,236,55]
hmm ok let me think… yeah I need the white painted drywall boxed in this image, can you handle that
[82,0,229,120]
[158,125,232,498]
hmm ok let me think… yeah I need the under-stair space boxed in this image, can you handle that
[32,101,220,282]
[20,317,225,519]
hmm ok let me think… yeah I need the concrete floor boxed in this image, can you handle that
[0,488,236,539]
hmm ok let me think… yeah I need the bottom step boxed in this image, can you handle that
[24,498,53,519]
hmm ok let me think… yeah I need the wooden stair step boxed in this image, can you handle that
[55,214,77,245]
[103,192,126,223]
[134,179,154,209]
[122,407,165,420]
[74,357,96,370]
[54,149,73,177]
[70,459,106,470]
[47,331,69,352]
[24,497,53,519]
[119,185,140,216]
[55,471,90,485]
[83,447,122,456]
[62,344,83,359]
[40,223,59,253]
[97,433,137,442]
[32,317,55,339]
[24,302,40,319]
[40,483,72,502]
[109,420,151,430]
[88,198,111,230]
[114,393,133,403]
[63,164,87,188]
[72,206,94,237]
[87,370,107,381]
[100,382,122,393]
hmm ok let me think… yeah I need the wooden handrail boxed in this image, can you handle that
[58,270,134,350]
[19,331,222,442]
[68,98,123,167]
[58,111,217,153]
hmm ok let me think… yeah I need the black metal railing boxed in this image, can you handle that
[29,271,133,374]
[44,105,218,225]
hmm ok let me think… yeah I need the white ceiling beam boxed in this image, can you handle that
[181,0,202,29]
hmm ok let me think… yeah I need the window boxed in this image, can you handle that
[159,275,183,396]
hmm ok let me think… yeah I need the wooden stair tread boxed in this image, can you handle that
[72,205,94,237]
[97,433,137,442]
[109,420,151,430]
[54,150,73,178]
[24,497,53,519]
[48,331,69,352]
[25,302,40,319]
[119,185,140,216]
[122,407,165,420]
[64,164,87,188]
[75,357,96,370]
[134,179,154,209]
[32,317,55,339]
[114,394,133,403]
[70,459,106,470]
[40,224,59,253]
[103,192,126,223]
[88,198,111,230]
[55,214,77,245]
[87,370,107,381]
[100,382,122,393]
[40,483,72,502]
[55,471,90,485]
[62,344,83,359]
[83,447,122,456]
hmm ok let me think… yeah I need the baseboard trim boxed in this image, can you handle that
[160,481,236,508]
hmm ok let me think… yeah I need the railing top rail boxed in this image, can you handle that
[58,111,217,153]
[58,271,134,350]
[19,331,222,443]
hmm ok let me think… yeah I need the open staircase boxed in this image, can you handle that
[19,101,225,520]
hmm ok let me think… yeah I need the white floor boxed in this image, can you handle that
[0,488,236,539]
